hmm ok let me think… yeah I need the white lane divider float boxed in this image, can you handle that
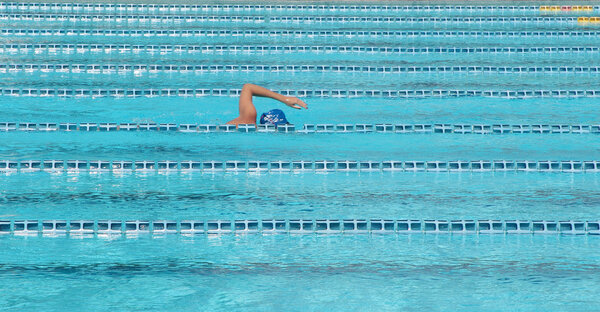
[1,219,598,236]
[0,160,599,173]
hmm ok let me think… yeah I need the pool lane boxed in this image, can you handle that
[1,97,599,125]
[0,130,599,160]
[1,171,599,220]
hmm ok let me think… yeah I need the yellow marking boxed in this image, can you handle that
[578,16,590,23]
[543,5,594,13]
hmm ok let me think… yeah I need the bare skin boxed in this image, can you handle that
[226,83,308,125]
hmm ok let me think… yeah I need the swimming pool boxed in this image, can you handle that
[1,1,600,310]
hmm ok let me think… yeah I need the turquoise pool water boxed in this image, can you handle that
[2,235,600,311]
[1,1,600,310]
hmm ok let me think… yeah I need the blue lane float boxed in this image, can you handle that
[2,44,598,55]
[0,219,598,236]
[0,122,599,134]
[4,29,600,39]
[0,14,580,24]
[3,2,595,14]
[3,64,600,74]
[0,160,598,173]
[1,88,600,98]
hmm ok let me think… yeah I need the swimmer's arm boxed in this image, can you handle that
[226,84,307,125]
[244,84,308,110]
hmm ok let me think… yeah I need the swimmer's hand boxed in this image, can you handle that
[283,96,308,110]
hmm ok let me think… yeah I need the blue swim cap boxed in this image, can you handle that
[259,109,289,125]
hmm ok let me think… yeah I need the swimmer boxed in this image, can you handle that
[226,83,308,126]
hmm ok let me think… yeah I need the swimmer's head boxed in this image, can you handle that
[259,109,289,125]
